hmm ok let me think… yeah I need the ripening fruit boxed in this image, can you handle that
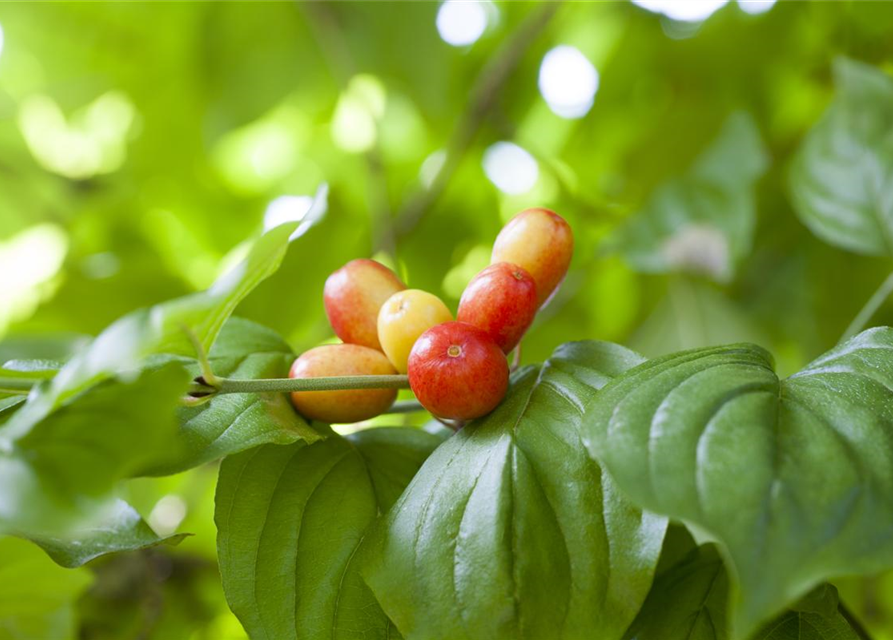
[491,208,573,306]
[408,322,509,421]
[324,259,406,351]
[378,289,453,373]
[457,262,538,354]
[289,344,397,423]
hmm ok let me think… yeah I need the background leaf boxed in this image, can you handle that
[790,58,893,256]
[215,427,440,640]
[361,341,666,640]
[23,499,187,569]
[610,112,768,283]
[583,327,893,637]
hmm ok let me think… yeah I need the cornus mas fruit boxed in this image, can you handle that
[457,262,538,353]
[289,344,397,423]
[378,289,453,373]
[408,321,509,420]
[324,259,405,351]
[492,207,573,306]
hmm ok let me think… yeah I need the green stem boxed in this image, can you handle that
[840,269,893,343]
[383,400,426,414]
[6,373,412,399]
[205,374,410,396]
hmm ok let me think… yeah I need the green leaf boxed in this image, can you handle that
[23,499,188,569]
[625,544,729,640]
[612,112,767,282]
[626,544,864,640]
[346,426,446,509]
[0,537,92,640]
[790,58,893,256]
[141,318,322,476]
[0,364,189,535]
[215,427,440,640]
[361,341,666,640]
[753,610,863,640]
[582,327,893,637]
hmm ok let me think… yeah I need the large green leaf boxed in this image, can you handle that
[0,364,188,535]
[141,318,321,476]
[0,537,92,640]
[583,327,893,638]
[626,543,865,640]
[215,427,440,640]
[611,112,768,283]
[361,342,666,640]
[790,58,893,256]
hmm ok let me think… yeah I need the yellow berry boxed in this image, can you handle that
[377,289,453,373]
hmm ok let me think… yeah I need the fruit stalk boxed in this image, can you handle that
[189,374,410,397]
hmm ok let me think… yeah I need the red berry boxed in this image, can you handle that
[324,259,405,350]
[491,208,573,306]
[457,262,537,353]
[408,322,509,421]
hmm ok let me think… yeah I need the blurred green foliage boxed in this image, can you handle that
[1,1,893,637]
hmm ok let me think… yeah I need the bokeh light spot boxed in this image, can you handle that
[738,0,775,15]
[436,1,487,47]
[483,142,539,195]
[148,494,187,537]
[19,91,136,180]
[538,45,599,119]
[633,0,729,22]
[212,101,310,196]
[332,75,387,153]
[0,23,5,62]
[0,224,68,336]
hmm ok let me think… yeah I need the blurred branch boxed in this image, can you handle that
[300,2,397,259]
[840,268,893,344]
[394,1,562,238]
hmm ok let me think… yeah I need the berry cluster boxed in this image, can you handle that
[288,207,573,422]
